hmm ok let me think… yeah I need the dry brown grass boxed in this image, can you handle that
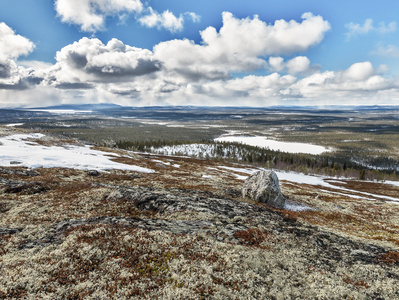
[379,251,399,264]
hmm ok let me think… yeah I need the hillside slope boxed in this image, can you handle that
[0,127,398,299]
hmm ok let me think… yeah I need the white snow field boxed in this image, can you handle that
[214,135,330,155]
[0,133,154,173]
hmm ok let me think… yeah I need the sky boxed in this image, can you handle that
[1,0,399,107]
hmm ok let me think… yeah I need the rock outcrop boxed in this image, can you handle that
[0,177,49,194]
[242,169,285,208]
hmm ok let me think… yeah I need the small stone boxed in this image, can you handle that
[242,170,285,208]
[87,170,100,176]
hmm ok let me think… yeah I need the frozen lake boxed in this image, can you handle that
[214,135,330,155]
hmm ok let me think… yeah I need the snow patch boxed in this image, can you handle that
[152,159,171,166]
[284,200,314,212]
[218,166,256,175]
[0,133,154,173]
[202,175,213,179]
[28,109,93,114]
[5,123,24,127]
[214,135,330,155]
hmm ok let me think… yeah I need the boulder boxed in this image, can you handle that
[87,170,100,177]
[242,170,285,208]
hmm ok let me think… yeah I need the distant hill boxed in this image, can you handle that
[29,103,122,111]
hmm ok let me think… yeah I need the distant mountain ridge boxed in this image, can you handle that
[28,103,123,111]
[25,103,399,112]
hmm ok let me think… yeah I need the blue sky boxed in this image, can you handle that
[1,0,399,107]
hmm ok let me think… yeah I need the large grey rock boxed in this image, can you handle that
[242,170,285,208]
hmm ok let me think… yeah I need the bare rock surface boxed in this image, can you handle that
[0,177,49,194]
[0,167,39,177]
[105,185,268,219]
[242,169,285,208]
[17,184,388,269]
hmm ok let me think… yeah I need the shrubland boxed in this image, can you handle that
[0,125,399,299]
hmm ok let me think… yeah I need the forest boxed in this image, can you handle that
[114,139,399,182]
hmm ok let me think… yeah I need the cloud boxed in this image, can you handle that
[48,37,161,86]
[269,57,284,72]
[290,61,396,104]
[3,58,399,107]
[0,62,11,79]
[17,60,54,70]
[346,19,374,37]
[54,0,200,33]
[201,12,330,57]
[268,56,313,74]
[0,23,40,90]
[138,8,200,32]
[0,22,35,61]
[343,61,375,81]
[225,73,297,98]
[55,82,94,90]
[0,59,43,90]
[160,61,395,106]
[186,12,201,23]
[286,56,311,74]
[135,73,298,106]
[138,8,183,32]
[3,12,399,107]
[378,21,397,33]
[154,12,329,81]
[54,0,143,32]
[346,19,397,39]
[373,44,399,58]
[0,76,43,91]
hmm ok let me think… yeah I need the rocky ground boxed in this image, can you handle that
[0,127,399,299]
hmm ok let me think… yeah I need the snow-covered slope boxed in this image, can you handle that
[0,133,153,173]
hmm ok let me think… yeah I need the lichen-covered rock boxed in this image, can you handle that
[0,178,49,194]
[242,170,285,208]
[87,170,100,177]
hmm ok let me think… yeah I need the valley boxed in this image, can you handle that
[0,106,399,298]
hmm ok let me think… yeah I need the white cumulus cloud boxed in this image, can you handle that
[54,0,200,33]
[154,12,329,81]
[3,11,399,107]
[138,8,184,32]
[138,8,200,33]
[0,22,40,90]
[343,61,375,81]
[47,37,160,86]
[290,61,396,104]
[0,22,35,61]
[269,57,284,72]
[286,56,311,74]
[201,12,330,57]
[55,0,143,32]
